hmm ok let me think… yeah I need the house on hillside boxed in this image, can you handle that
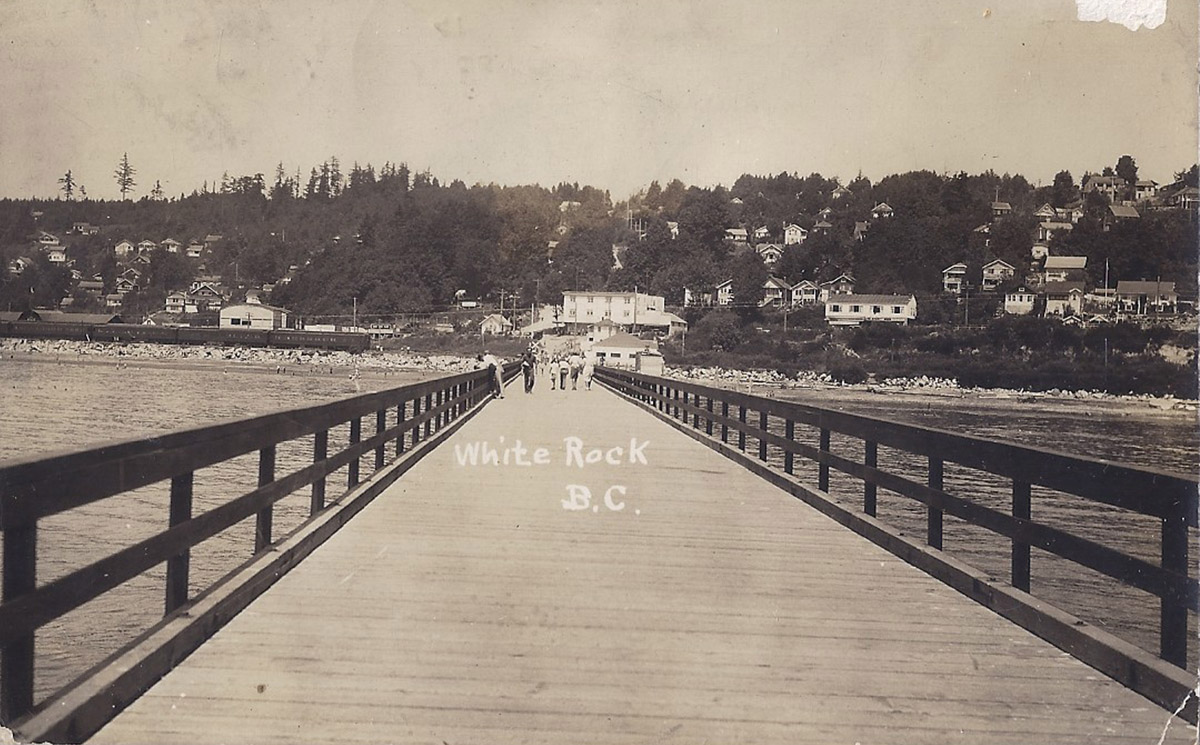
[1083,175,1125,201]
[1034,203,1058,220]
[818,273,856,302]
[219,303,290,330]
[1133,180,1159,202]
[161,238,182,253]
[666,221,679,239]
[35,230,60,246]
[165,291,187,314]
[1042,281,1085,317]
[790,279,820,306]
[1105,204,1140,231]
[991,201,1012,219]
[783,223,807,245]
[812,219,832,235]
[136,240,157,253]
[591,332,657,370]
[871,202,894,219]
[761,276,790,307]
[1043,256,1087,284]
[715,279,734,306]
[817,207,833,221]
[981,259,1015,291]
[725,227,749,243]
[942,263,968,295]
[586,318,621,344]
[1004,287,1036,315]
[756,243,783,265]
[45,246,68,265]
[1167,186,1199,211]
[72,222,99,235]
[825,294,917,326]
[831,185,851,200]
[1036,220,1073,243]
[752,226,770,242]
[1115,280,1177,314]
[853,221,870,242]
[114,240,135,258]
[479,313,514,335]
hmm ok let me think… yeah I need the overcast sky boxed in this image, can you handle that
[1,0,1196,200]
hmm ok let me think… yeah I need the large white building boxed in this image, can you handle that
[219,302,290,329]
[825,294,917,326]
[561,291,686,336]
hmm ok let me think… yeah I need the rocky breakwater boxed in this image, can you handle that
[0,338,480,374]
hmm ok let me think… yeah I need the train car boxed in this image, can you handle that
[270,329,370,352]
[176,326,271,347]
[88,324,180,344]
[7,320,94,340]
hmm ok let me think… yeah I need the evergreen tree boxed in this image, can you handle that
[58,170,76,200]
[114,152,136,199]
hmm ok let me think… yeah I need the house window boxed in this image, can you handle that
[611,352,621,358]
[230,318,241,325]
[624,297,631,304]
[831,304,841,312]
[892,306,902,314]
[851,305,861,313]
[872,306,881,314]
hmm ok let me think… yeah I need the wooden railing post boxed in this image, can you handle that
[864,441,877,517]
[165,472,194,613]
[1161,503,1189,667]
[693,395,701,429]
[758,411,768,461]
[375,408,387,471]
[784,419,794,475]
[682,391,689,423]
[412,397,422,446]
[1012,480,1031,591]
[1,522,36,722]
[721,401,729,443]
[818,428,830,491]
[348,417,361,487]
[395,402,406,457]
[673,388,681,419]
[435,390,444,430]
[927,456,944,550]
[255,445,275,553]
[737,405,747,451]
[423,393,433,438]
[706,397,714,436]
[311,429,328,515]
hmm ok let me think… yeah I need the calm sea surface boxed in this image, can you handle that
[1,355,1197,703]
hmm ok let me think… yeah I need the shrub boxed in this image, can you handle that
[828,359,868,384]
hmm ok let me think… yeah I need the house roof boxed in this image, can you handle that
[813,220,832,229]
[791,279,819,290]
[1108,204,1140,218]
[1115,280,1177,295]
[983,259,1014,270]
[593,331,655,350]
[1042,281,1085,295]
[990,201,1012,210]
[872,202,893,212]
[715,279,733,289]
[826,294,915,305]
[23,310,123,324]
[763,276,790,289]
[593,318,619,329]
[1043,256,1087,270]
[943,262,968,273]
[821,273,856,285]
[479,313,513,326]
[784,223,805,231]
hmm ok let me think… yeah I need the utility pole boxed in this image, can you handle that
[352,296,357,331]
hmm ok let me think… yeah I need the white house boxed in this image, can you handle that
[756,243,783,265]
[35,230,60,246]
[591,332,658,370]
[790,279,820,306]
[825,295,917,326]
[1042,282,1085,317]
[725,227,749,243]
[479,313,514,335]
[46,246,67,264]
[818,273,856,302]
[712,279,733,306]
[136,240,157,253]
[831,185,850,200]
[219,303,289,329]
[942,262,968,295]
[783,223,807,245]
[114,240,135,258]
[871,202,894,219]
[981,259,1015,291]
[752,226,770,241]
[1115,280,1177,314]
[761,276,790,307]
[1004,287,1036,315]
[161,238,182,253]
[165,291,187,314]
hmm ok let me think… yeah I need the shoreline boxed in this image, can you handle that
[4,338,1196,413]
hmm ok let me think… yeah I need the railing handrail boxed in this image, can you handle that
[594,366,1196,677]
[601,368,1198,523]
[1,362,518,724]
[0,369,480,528]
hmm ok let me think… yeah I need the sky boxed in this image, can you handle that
[1,0,1196,200]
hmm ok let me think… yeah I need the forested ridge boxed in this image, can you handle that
[1,158,1196,322]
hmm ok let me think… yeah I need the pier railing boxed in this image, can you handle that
[0,364,514,727]
[596,367,1198,715]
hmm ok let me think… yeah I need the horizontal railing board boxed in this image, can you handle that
[612,371,1197,523]
[0,372,483,527]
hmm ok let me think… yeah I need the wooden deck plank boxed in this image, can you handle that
[89,380,1193,744]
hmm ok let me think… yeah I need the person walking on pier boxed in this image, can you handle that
[582,350,595,390]
[520,347,536,393]
[558,356,570,391]
[480,351,504,399]
[568,351,583,390]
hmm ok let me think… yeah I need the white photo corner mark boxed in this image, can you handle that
[1076,0,1167,30]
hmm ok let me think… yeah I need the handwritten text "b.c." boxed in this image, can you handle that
[562,484,627,512]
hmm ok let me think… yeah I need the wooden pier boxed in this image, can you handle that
[2,366,1195,743]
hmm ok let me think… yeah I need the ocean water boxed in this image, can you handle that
[1,354,1196,704]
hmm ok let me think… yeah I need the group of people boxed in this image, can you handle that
[480,344,596,398]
